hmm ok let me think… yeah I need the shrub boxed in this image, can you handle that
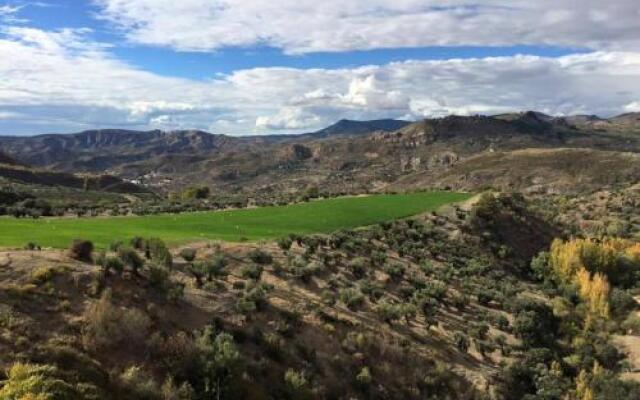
[101,256,124,276]
[30,265,64,285]
[180,248,197,263]
[118,365,160,399]
[0,363,97,400]
[284,369,310,399]
[145,238,173,269]
[205,255,229,280]
[347,257,367,278]
[240,264,263,281]
[82,289,151,351]
[148,264,171,292]
[339,288,364,310]
[248,249,273,265]
[109,240,123,252]
[359,279,384,301]
[356,366,372,388]
[24,242,41,251]
[189,261,208,287]
[383,262,406,281]
[130,236,145,250]
[118,247,144,276]
[453,332,470,353]
[69,239,94,262]
[375,300,402,324]
[277,236,293,251]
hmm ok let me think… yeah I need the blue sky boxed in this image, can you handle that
[10,0,585,79]
[0,0,638,135]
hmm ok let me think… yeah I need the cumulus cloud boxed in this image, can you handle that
[624,101,640,113]
[93,0,640,54]
[256,107,321,130]
[1,27,640,134]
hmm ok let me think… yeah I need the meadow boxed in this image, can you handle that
[0,191,472,248]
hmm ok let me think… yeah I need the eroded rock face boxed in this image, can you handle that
[428,152,459,169]
[400,156,422,172]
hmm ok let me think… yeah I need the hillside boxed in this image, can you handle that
[389,148,640,194]
[303,118,411,138]
[117,113,640,196]
[1,112,640,198]
[0,150,18,166]
[1,193,638,399]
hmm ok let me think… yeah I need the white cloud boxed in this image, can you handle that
[624,101,640,113]
[256,107,321,130]
[1,27,640,134]
[93,0,640,54]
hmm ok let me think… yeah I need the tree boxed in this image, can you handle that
[512,299,558,349]
[69,239,93,262]
[0,363,97,400]
[194,327,244,399]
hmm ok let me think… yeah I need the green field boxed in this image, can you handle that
[0,191,472,248]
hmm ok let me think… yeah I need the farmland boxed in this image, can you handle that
[0,191,471,248]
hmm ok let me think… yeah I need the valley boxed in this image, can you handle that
[0,191,471,248]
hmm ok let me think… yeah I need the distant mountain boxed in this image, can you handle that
[306,119,411,138]
[1,112,640,196]
[0,150,18,166]
[609,112,640,126]
[0,129,246,171]
[0,120,411,172]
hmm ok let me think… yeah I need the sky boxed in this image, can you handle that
[0,1,639,135]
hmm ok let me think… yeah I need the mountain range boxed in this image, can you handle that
[0,111,639,196]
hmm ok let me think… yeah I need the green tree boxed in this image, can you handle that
[194,327,244,399]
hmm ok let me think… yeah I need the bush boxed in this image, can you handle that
[277,236,293,251]
[102,256,124,276]
[347,257,367,278]
[284,369,311,399]
[118,365,161,399]
[356,366,373,388]
[383,262,406,281]
[180,248,197,263]
[24,241,41,251]
[240,264,263,281]
[0,362,99,400]
[375,300,402,324]
[118,247,144,275]
[69,239,94,262]
[82,289,151,351]
[339,288,364,310]
[205,255,229,280]
[130,236,145,250]
[453,332,470,353]
[247,249,273,265]
[148,264,171,292]
[145,238,173,269]
[189,261,208,287]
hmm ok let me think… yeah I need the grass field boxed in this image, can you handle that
[0,191,472,248]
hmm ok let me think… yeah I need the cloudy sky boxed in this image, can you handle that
[0,1,639,135]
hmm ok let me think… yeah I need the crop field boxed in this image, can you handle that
[0,191,472,248]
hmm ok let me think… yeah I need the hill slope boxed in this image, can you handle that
[1,112,640,196]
